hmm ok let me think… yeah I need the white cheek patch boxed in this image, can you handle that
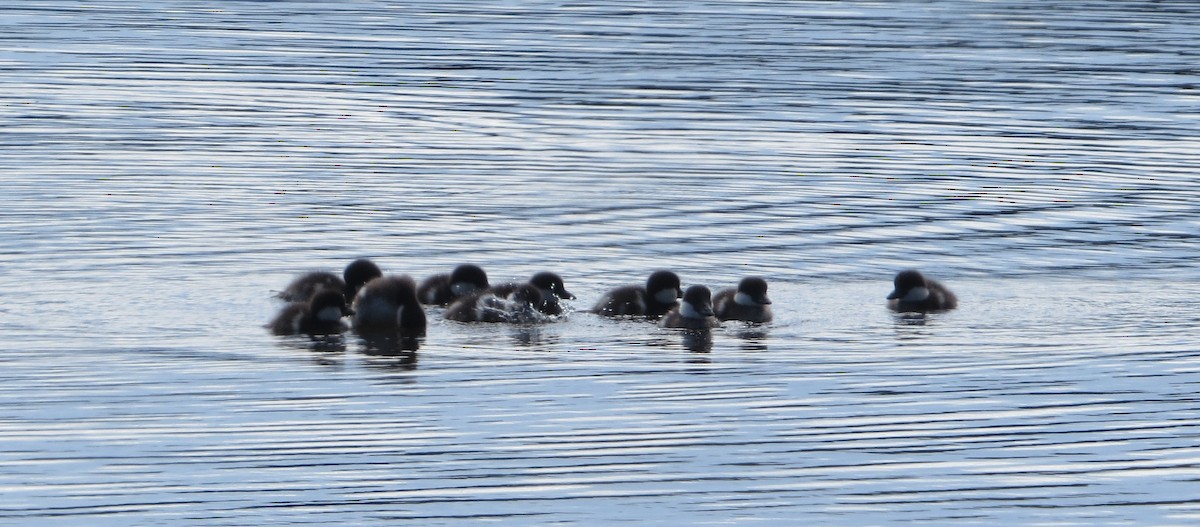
[902,287,930,302]
[680,302,704,319]
[451,282,476,297]
[655,289,679,304]
[316,306,344,322]
[735,292,757,306]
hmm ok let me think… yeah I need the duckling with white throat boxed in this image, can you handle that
[713,276,773,323]
[660,285,721,330]
[887,269,957,313]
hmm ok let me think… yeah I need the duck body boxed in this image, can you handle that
[352,275,427,335]
[488,271,575,316]
[277,258,383,304]
[660,285,721,330]
[277,271,343,303]
[593,270,682,318]
[417,264,490,306]
[269,289,352,336]
[713,276,773,323]
[445,284,550,324]
[886,270,957,312]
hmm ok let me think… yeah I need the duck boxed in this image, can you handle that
[444,284,550,324]
[342,258,383,303]
[659,285,721,330]
[277,271,342,304]
[268,289,352,336]
[713,276,773,323]
[486,271,575,316]
[277,258,383,304]
[352,275,427,335]
[592,270,683,318]
[417,264,490,306]
[886,269,957,312]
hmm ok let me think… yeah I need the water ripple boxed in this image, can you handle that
[3,1,1200,525]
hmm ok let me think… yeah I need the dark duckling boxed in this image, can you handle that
[277,258,383,304]
[886,269,957,312]
[342,258,383,304]
[269,289,352,336]
[592,270,682,318]
[660,285,721,330]
[445,284,549,324]
[417,264,490,306]
[487,271,575,316]
[352,275,427,336]
[713,276,773,323]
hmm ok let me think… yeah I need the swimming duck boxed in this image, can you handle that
[269,289,352,336]
[592,270,682,318]
[487,271,575,316]
[886,269,957,312]
[417,264,490,306]
[660,285,721,329]
[277,271,342,304]
[342,258,383,303]
[352,275,427,335]
[444,284,550,324]
[713,276,773,323]
[277,258,383,304]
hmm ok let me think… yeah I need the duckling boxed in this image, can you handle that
[487,271,575,316]
[277,271,342,304]
[269,289,352,336]
[277,258,383,304]
[660,285,721,330]
[342,258,383,303]
[352,275,427,336]
[445,284,550,324]
[592,270,682,318]
[713,276,773,323]
[886,269,957,312]
[417,264,490,306]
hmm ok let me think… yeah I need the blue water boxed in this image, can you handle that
[2,1,1198,525]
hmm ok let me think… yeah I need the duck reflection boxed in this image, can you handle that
[273,334,348,368]
[891,312,941,343]
[680,329,714,354]
[509,325,564,349]
[356,330,420,370]
[642,328,714,356]
[893,312,929,326]
[308,334,348,352]
[734,328,769,351]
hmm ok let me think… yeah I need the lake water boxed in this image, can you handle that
[2,1,1199,525]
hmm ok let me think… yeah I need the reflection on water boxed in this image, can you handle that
[507,325,554,348]
[357,332,421,372]
[733,328,770,352]
[678,329,715,354]
[893,312,932,327]
[2,1,1199,525]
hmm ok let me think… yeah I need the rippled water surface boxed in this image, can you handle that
[2,1,1199,525]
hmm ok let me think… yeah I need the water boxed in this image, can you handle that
[2,1,1199,525]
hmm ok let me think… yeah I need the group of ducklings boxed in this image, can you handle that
[269,259,957,337]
